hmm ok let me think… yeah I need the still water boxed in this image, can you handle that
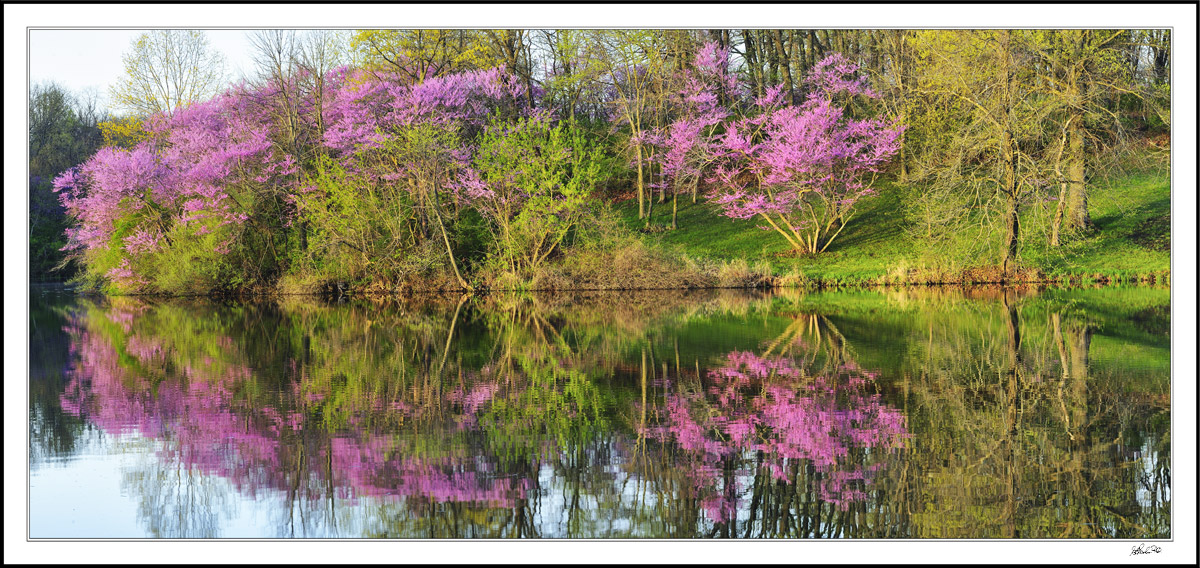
[28,286,1170,539]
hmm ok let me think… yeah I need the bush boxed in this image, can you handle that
[472,115,605,280]
[716,258,771,288]
[486,205,712,290]
[535,239,712,290]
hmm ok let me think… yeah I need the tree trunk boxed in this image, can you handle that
[790,30,804,96]
[766,31,779,87]
[1053,313,1091,443]
[519,32,536,110]
[1051,181,1068,247]
[1002,174,1020,277]
[999,31,1020,278]
[658,160,666,204]
[894,30,909,183]
[1151,30,1170,86]
[743,30,762,98]
[1065,115,1090,231]
[774,30,795,105]
[1003,289,1021,539]
[1067,323,1091,381]
[644,179,655,230]
[671,186,678,230]
[429,189,470,290]
[808,30,821,71]
[635,138,645,218]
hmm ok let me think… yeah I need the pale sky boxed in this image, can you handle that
[28,29,261,112]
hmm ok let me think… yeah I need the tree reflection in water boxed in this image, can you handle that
[36,287,1170,538]
[643,353,908,526]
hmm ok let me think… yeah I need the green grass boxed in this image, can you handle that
[1039,170,1172,278]
[612,168,1171,286]
[614,186,918,285]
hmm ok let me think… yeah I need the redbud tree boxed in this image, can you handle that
[644,42,736,229]
[306,66,529,289]
[55,63,532,293]
[656,50,902,255]
[53,93,280,293]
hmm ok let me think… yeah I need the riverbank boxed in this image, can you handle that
[72,266,1167,300]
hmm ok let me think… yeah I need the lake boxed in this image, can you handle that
[28,285,1171,539]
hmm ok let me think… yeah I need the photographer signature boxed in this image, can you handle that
[1130,543,1162,556]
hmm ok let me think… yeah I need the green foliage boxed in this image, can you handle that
[97,116,149,149]
[67,205,145,293]
[473,116,606,280]
[42,30,1170,295]
[478,355,612,459]
[350,30,496,79]
[39,285,1169,537]
[29,178,74,279]
[70,196,269,295]
[146,221,241,294]
[293,125,476,291]
[29,82,104,280]
[296,155,402,283]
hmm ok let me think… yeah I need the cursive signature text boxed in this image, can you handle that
[1130,543,1162,556]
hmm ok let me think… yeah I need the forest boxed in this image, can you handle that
[29,29,1172,295]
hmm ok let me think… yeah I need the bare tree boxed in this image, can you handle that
[110,29,228,117]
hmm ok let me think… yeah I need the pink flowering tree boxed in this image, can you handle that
[54,298,627,528]
[297,66,529,289]
[56,299,540,519]
[53,92,281,293]
[52,146,167,291]
[660,52,902,255]
[643,42,738,229]
[54,62,530,294]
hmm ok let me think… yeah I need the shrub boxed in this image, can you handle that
[716,258,771,288]
[471,114,605,280]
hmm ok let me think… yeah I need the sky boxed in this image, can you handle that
[29,29,260,111]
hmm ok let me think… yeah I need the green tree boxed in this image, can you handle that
[535,30,607,122]
[1027,30,1133,245]
[350,29,493,83]
[472,116,605,277]
[588,30,678,220]
[29,83,104,278]
[910,30,1049,275]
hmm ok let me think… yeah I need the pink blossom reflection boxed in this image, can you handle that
[644,351,908,521]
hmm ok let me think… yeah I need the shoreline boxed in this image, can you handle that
[39,268,1171,299]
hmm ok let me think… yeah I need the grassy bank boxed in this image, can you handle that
[615,168,1171,288]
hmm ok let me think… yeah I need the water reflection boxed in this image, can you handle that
[29,286,1171,538]
[644,353,908,530]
